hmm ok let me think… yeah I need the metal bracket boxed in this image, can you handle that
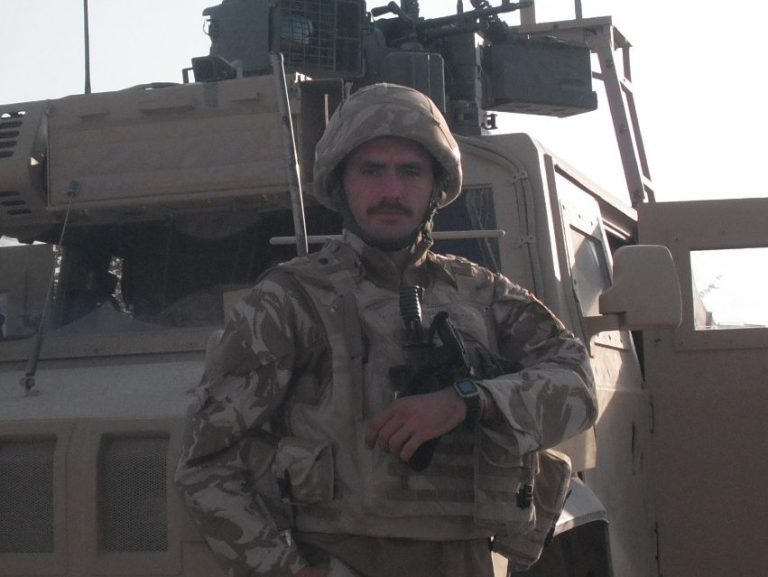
[513,234,536,248]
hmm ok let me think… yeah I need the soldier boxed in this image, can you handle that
[176,83,597,577]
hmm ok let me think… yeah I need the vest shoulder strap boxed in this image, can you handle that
[278,241,366,419]
[430,252,496,304]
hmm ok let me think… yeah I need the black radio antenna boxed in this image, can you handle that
[83,0,92,94]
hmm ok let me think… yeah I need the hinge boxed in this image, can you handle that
[648,394,656,434]
[513,234,536,248]
[654,521,663,577]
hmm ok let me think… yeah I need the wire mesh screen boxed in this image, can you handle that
[433,186,501,272]
[279,0,364,76]
[1,108,39,220]
[0,438,55,553]
[98,435,169,553]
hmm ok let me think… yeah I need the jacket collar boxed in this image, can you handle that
[340,230,458,292]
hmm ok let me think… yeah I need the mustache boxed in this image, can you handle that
[367,199,413,216]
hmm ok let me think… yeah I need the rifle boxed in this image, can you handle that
[389,285,475,472]
[370,1,533,44]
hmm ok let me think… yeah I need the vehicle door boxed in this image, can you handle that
[639,198,768,577]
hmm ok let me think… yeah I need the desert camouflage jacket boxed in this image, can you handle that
[175,232,597,577]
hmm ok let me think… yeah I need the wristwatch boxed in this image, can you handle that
[453,377,481,424]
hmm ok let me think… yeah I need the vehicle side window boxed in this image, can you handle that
[691,247,768,330]
[554,172,612,319]
[569,227,611,317]
[433,186,501,273]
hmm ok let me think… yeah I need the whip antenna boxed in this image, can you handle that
[83,0,92,94]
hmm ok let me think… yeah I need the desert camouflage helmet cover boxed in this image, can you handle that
[313,83,462,210]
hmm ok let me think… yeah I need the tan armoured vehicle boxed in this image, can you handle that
[1,2,766,576]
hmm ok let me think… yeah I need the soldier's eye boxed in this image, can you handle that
[400,166,423,178]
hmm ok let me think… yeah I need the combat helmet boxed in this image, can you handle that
[312,83,462,212]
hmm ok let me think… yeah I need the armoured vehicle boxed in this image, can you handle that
[1,2,766,576]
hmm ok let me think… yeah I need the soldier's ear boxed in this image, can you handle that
[431,181,447,209]
[433,165,449,198]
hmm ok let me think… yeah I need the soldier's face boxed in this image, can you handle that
[342,136,435,249]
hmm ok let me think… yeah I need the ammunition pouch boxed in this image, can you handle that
[490,448,572,570]
[474,427,537,535]
[273,436,335,505]
[242,431,294,531]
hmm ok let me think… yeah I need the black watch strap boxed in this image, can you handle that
[453,377,481,424]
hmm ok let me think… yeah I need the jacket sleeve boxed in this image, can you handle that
[175,273,317,577]
[478,273,598,455]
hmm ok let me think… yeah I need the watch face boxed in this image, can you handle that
[455,378,478,397]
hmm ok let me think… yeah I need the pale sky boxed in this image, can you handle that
[4,0,768,204]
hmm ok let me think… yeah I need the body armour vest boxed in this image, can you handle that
[268,239,561,544]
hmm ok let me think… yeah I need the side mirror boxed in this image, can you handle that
[583,245,682,338]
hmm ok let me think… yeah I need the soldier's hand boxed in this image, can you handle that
[366,387,465,462]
